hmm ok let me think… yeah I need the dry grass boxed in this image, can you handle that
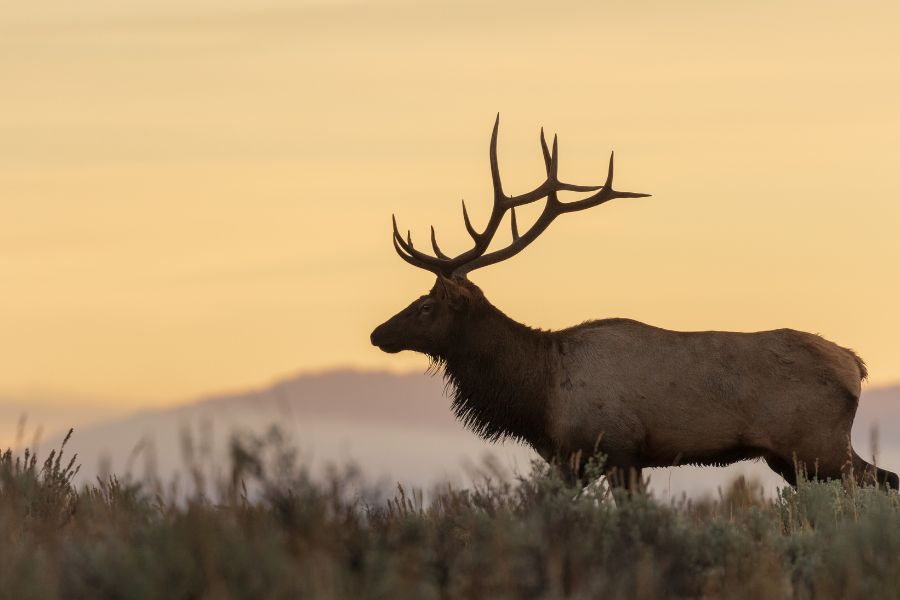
[1,428,898,599]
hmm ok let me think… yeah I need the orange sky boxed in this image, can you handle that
[3,1,900,423]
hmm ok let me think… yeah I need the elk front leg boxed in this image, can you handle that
[557,449,644,492]
[603,454,644,492]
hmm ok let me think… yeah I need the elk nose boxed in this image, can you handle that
[370,321,402,353]
[370,324,385,346]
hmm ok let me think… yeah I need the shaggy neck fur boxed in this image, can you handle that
[435,299,554,449]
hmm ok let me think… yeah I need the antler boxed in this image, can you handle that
[391,115,650,278]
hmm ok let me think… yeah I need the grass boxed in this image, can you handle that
[1,428,898,600]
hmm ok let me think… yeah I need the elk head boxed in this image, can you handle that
[370,115,650,357]
[369,275,484,356]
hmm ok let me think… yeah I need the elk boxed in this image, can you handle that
[370,116,899,491]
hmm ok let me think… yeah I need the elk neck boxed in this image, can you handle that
[435,299,554,450]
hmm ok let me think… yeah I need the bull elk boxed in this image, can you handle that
[370,116,899,491]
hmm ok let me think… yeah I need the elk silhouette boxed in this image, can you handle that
[371,116,899,491]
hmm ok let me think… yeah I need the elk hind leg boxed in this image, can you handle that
[848,450,899,490]
[785,446,899,490]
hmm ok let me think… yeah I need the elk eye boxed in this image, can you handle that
[420,303,433,314]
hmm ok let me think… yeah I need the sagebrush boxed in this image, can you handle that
[1,428,898,599]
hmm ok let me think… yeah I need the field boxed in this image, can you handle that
[1,429,898,600]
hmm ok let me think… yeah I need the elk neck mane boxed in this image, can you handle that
[430,297,555,449]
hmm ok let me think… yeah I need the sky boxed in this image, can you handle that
[2,0,900,436]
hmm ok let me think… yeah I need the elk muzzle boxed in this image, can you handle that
[370,321,403,353]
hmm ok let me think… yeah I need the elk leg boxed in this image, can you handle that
[764,455,798,487]
[876,467,900,491]
[775,446,900,491]
[848,451,900,490]
[625,466,643,492]
[604,462,643,492]
[559,460,583,487]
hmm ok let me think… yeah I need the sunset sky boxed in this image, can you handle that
[3,0,899,437]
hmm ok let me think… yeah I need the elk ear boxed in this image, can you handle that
[447,286,474,312]
[434,275,474,311]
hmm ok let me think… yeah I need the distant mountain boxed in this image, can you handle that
[43,370,537,493]
[192,369,459,429]
[42,370,900,499]
[853,385,900,448]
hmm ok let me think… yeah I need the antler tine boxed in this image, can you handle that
[510,207,520,240]
[557,152,651,214]
[506,130,604,208]
[430,226,450,260]
[391,214,413,255]
[489,113,503,198]
[392,234,429,270]
[550,134,559,180]
[607,149,614,187]
[392,214,448,273]
[461,200,479,242]
[537,129,559,182]
[391,214,408,250]
[540,128,552,174]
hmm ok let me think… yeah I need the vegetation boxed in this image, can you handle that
[1,428,898,600]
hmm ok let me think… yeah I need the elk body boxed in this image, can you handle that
[371,117,899,491]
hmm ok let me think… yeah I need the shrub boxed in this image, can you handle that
[0,429,897,599]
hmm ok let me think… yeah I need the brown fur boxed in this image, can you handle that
[371,277,898,491]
